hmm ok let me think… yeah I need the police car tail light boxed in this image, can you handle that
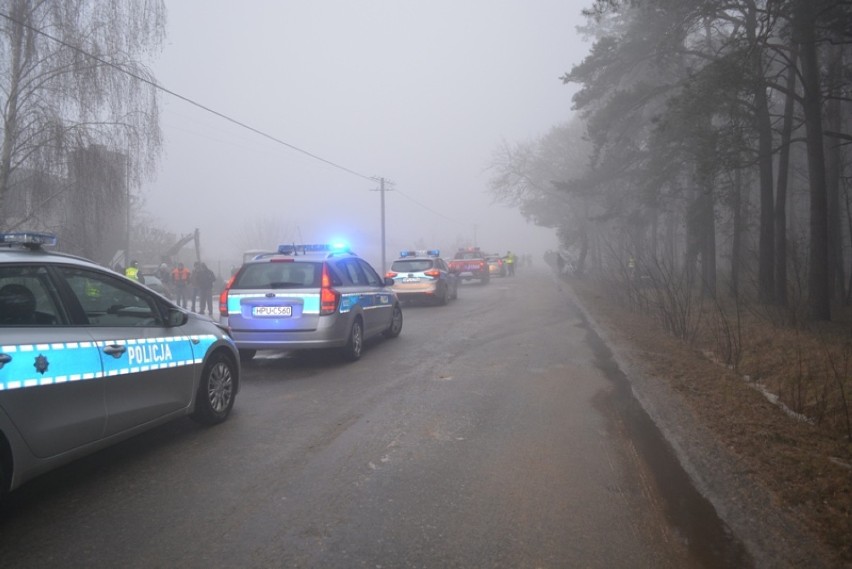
[320,264,339,315]
[219,275,236,316]
[424,269,441,279]
[386,271,398,278]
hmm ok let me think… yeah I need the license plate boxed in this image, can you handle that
[253,305,292,317]
[403,277,419,283]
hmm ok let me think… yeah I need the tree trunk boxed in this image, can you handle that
[796,0,831,321]
[826,44,844,303]
[0,0,26,227]
[775,41,798,307]
[700,187,717,298]
[730,167,743,298]
[746,0,775,304]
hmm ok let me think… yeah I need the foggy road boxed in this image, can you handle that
[0,268,747,568]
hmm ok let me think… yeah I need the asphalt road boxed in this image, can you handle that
[0,268,749,568]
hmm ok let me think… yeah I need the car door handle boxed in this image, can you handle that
[0,353,10,370]
[102,344,127,358]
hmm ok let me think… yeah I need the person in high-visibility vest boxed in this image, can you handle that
[504,251,516,276]
[125,260,140,281]
[171,262,191,308]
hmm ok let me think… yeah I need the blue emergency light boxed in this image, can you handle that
[0,232,58,248]
[277,242,352,255]
[400,249,440,258]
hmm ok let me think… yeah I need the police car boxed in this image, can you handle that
[0,232,240,496]
[219,242,403,361]
[386,249,459,305]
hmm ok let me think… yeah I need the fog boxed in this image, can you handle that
[141,1,589,272]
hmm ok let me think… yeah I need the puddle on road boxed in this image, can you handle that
[579,313,754,569]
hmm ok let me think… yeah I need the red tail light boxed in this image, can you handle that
[320,263,340,315]
[424,269,441,278]
[386,271,398,278]
[218,274,236,316]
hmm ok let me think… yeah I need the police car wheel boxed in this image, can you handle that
[191,352,236,425]
[383,304,403,339]
[0,459,7,499]
[341,318,364,361]
[441,285,451,305]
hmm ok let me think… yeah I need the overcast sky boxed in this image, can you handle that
[142,1,591,271]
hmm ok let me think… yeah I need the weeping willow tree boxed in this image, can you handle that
[0,0,166,239]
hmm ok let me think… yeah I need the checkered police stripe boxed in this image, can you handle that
[0,334,219,391]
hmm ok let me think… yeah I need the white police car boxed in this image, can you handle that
[219,242,403,361]
[386,249,459,305]
[0,232,240,496]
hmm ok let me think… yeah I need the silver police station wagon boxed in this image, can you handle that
[220,243,403,361]
[0,232,240,496]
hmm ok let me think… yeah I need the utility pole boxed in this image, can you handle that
[125,154,131,269]
[371,177,391,273]
[380,177,386,274]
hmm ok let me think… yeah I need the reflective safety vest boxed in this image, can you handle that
[84,280,101,299]
[125,266,139,280]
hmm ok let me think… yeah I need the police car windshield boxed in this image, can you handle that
[391,259,433,272]
[234,262,320,289]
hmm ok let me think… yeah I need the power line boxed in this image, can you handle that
[1,10,474,229]
[393,187,467,227]
[0,10,376,183]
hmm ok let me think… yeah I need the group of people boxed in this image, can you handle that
[164,261,216,315]
[121,259,217,316]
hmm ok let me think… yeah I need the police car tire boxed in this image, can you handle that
[341,319,363,361]
[383,304,403,339]
[438,286,449,305]
[0,460,7,499]
[191,352,236,425]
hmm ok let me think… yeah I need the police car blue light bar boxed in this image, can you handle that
[400,249,440,258]
[277,242,352,255]
[0,232,58,247]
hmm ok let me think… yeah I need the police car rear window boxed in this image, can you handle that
[234,262,322,289]
[391,259,433,272]
[0,266,64,326]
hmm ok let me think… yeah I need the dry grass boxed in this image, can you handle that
[568,276,852,566]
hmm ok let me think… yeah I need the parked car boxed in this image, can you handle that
[0,232,240,496]
[485,255,507,277]
[139,272,172,299]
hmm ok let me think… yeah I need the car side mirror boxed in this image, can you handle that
[166,307,188,327]
[384,277,394,286]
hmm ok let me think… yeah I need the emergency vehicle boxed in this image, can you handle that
[386,249,459,305]
[219,242,403,361]
[0,232,240,496]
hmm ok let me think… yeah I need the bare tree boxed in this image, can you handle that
[0,0,166,228]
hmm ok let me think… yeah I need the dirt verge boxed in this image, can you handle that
[561,275,851,569]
